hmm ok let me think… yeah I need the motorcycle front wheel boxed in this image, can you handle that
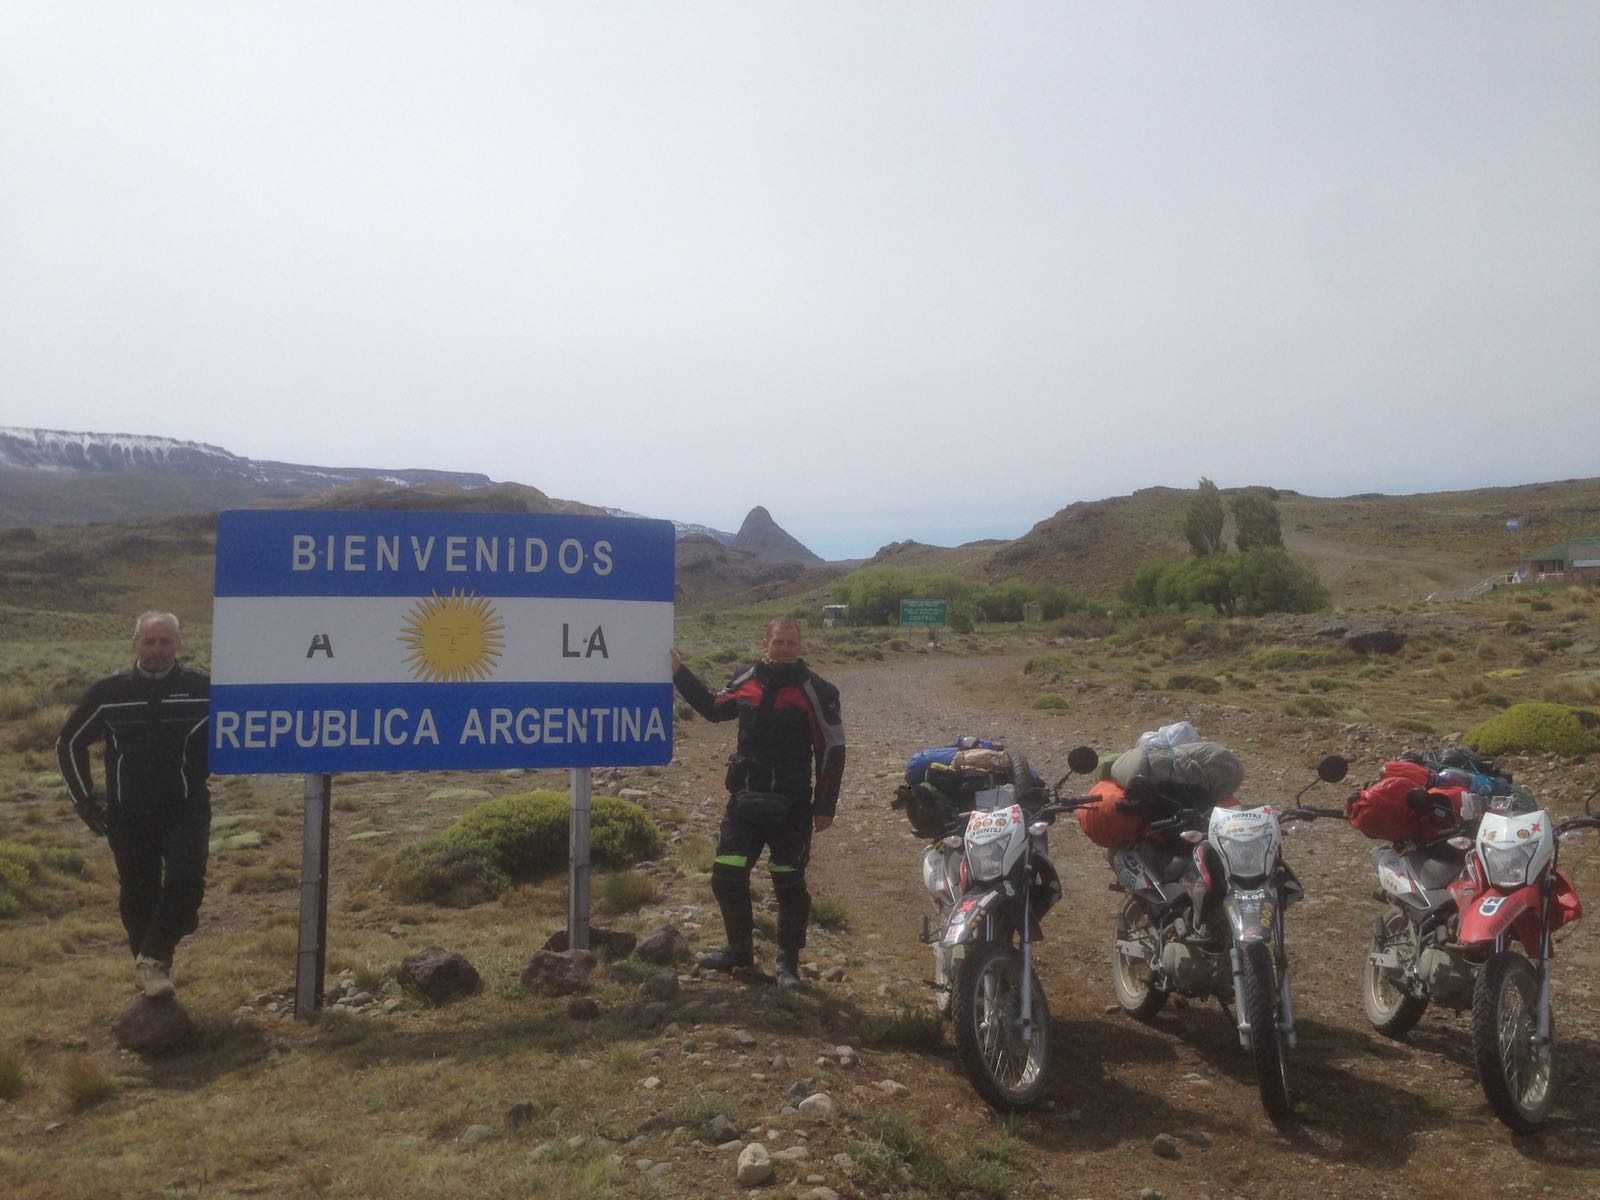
[1111,897,1169,1020]
[950,940,1050,1112]
[1363,905,1429,1038]
[1471,950,1554,1133]
[1240,941,1291,1124]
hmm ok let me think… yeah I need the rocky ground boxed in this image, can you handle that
[659,647,1600,1199]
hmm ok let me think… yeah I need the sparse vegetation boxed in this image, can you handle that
[809,897,849,929]
[596,868,658,915]
[386,791,661,905]
[60,1054,115,1111]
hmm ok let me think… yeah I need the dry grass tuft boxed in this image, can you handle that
[60,1053,115,1110]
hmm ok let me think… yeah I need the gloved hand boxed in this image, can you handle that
[73,794,108,837]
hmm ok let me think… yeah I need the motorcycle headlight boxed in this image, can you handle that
[1482,842,1536,889]
[965,839,1009,882]
[1217,836,1273,882]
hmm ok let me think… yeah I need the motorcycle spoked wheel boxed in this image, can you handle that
[1240,941,1291,1124]
[1471,950,1555,1133]
[949,940,1050,1112]
[1110,897,1169,1020]
[1363,905,1429,1038]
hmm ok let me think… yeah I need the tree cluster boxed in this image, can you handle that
[828,566,1092,631]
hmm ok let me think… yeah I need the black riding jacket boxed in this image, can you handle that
[56,662,211,815]
[674,658,846,817]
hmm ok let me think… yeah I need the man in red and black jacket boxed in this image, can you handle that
[56,611,211,1000]
[673,618,845,990]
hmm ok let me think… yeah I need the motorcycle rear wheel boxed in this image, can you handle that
[1363,906,1429,1038]
[1241,942,1291,1124]
[1471,950,1554,1133]
[950,941,1050,1112]
[1111,898,1168,1020]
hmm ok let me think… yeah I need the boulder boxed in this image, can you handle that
[521,949,597,996]
[398,947,481,1005]
[635,924,690,965]
[1346,629,1407,656]
[111,994,192,1055]
[736,1142,774,1187]
[640,971,679,1001]
[544,927,638,962]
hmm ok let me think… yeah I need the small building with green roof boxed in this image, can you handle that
[1525,537,1600,585]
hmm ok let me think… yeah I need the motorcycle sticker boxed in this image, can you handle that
[1478,895,1506,916]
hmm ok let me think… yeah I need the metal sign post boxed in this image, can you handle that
[295,773,332,1019]
[568,768,592,950]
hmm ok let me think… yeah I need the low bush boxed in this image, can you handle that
[1285,696,1338,718]
[1033,692,1069,710]
[0,1045,22,1100]
[61,1055,115,1111]
[1167,674,1222,694]
[1464,703,1600,757]
[386,791,661,906]
[0,843,43,917]
[0,687,38,721]
[1251,648,1333,671]
[1023,654,1072,678]
[7,706,68,753]
[597,869,658,916]
[810,897,849,930]
[862,1006,945,1052]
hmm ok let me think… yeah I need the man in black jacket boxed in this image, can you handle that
[673,618,845,990]
[57,611,211,999]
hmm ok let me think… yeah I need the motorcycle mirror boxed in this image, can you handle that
[1284,822,1309,837]
[1316,755,1349,784]
[1180,829,1206,844]
[1027,821,1050,837]
[1559,830,1586,845]
[1066,745,1099,776]
[1447,835,1474,851]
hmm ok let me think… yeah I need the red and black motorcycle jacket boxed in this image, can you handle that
[56,662,212,817]
[674,658,845,818]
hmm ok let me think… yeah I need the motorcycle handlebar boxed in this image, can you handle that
[1282,805,1348,821]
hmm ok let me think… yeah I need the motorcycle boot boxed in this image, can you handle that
[706,860,756,971]
[775,950,803,991]
[699,944,754,972]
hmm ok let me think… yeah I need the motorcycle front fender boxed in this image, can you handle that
[940,888,1007,947]
[1456,881,1543,953]
[1223,886,1278,946]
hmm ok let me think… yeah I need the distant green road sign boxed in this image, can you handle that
[900,598,948,627]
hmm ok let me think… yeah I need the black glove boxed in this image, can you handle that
[73,794,108,837]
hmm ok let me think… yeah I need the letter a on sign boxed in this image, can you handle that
[306,633,334,659]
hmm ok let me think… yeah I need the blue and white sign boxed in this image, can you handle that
[210,510,675,774]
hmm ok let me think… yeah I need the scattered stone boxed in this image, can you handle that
[520,949,597,996]
[459,1124,495,1146]
[876,1080,909,1097]
[797,1093,838,1122]
[706,1115,740,1145]
[544,926,638,962]
[831,1152,855,1169]
[770,1054,789,1071]
[640,971,679,1001]
[637,1001,667,1029]
[636,924,691,965]
[1140,1189,1166,1200]
[506,1101,538,1130]
[645,1162,672,1181]
[733,1029,758,1048]
[618,788,650,800]
[111,994,193,1056]
[823,966,847,983]
[799,1189,840,1200]
[1186,1130,1214,1149]
[786,1079,813,1102]
[642,1076,662,1090]
[773,1145,810,1163]
[1152,1133,1180,1159]
[398,947,481,1005]
[737,1142,774,1187]
[567,996,601,1021]
[800,962,823,980]
[382,997,403,1014]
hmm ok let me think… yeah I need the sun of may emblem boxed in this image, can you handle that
[399,590,506,682]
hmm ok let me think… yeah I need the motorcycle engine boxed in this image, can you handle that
[1160,940,1214,991]
[1417,946,1475,1004]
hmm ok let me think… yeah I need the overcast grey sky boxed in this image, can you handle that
[3,3,1596,560]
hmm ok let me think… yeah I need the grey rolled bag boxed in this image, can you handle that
[1110,740,1245,809]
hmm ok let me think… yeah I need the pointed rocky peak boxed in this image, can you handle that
[731,506,823,565]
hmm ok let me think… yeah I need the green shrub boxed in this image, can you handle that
[1033,692,1069,710]
[386,791,661,906]
[1167,674,1222,694]
[1023,654,1071,678]
[1251,648,1333,671]
[597,869,658,916]
[61,1055,115,1111]
[1308,676,1341,693]
[862,1006,944,1052]
[0,843,43,918]
[0,687,38,721]
[1284,696,1337,718]
[810,897,849,930]
[0,1045,22,1100]
[1463,703,1600,757]
[8,705,68,753]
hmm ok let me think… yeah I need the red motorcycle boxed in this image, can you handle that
[1351,782,1598,1132]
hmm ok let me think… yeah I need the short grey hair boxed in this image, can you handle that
[133,610,181,638]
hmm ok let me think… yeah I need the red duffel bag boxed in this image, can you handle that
[1347,777,1463,843]
[1380,760,1432,788]
[1076,780,1147,849]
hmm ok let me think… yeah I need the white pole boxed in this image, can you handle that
[568,768,592,950]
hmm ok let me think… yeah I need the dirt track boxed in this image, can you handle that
[705,648,1600,1199]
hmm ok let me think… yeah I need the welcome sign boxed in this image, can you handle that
[210,510,676,773]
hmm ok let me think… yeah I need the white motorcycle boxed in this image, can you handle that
[906,745,1100,1112]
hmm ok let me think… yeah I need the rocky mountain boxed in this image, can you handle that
[0,425,490,487]
[731,505,825,566]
